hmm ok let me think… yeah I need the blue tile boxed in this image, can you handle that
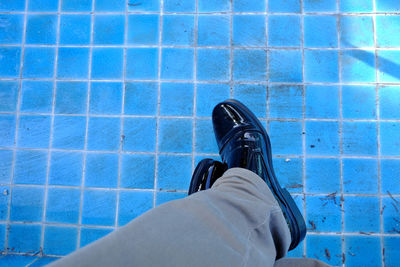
[196,84,230,117]
[0,255,37,266]
[62,0,92,11]
[127,0,159,11]
[44,226,78,256]
[159,119,193,153]
[118,191,153,226]
[95,0,124,11]
[380,122,400,156]
[17,115,51,149]
[87,117,121,151]
[340,50,376,82]
[340,0,373,12]
[0,150,13,184]
[342,85,376,119]
[26,15,57,44]
[156,192,186,206]
[160,83,194,116]
[306,158,340,193]
[30,257,59,266]
[382,196,400,233]
[49,151,83,186]
[234,15,266,47]
[28,0,58,11]
[0,47,21,78]
[340,16,374,48]
[269,121,303,155]
[269,85,302,119]
[377,50,400,83]
[233,0,265,11]
[123,118,156,152]
[197,49,230,81]
[57,47,90,79]
[20,81,53,113]
[55,82,88,114]
[268,0,300,12]
[164,0,195,12]
[0,14,24,44]
[0,115,16,148]
[198,15,230,46]
[124,82,157,115]
[60,15,91,45]
[85,153,118,188]
[306,196,341,232]
[233,49,267,81]
[384,237,400,267]
[272,158,303,193]
[268,50,302,82]
[0,81,18,112]
[234,84,267,118]
[307,235,342,266]
[161,48,194,80]
[82,189,116,226]
[8,224,41,253]
[303,0,337,12]
[0,224,5,250]
[162,15,195,45]
[376,0,400,12]
[304,15,338,48]
[94,15,125,45]
[381,160,400,194]
[0,0,25,11]
[343,158,378,194]
[80,227,112,247]
[342,121,377,156]
[126,48,158,80]
[14,150,47,185]
[10,186,44,222]
[89,82,123,115]
[345,236,381,266]
[157,155,192,190]
[127,15,159,45]
[0,187,9,219]
[268,15,301,47]
[23,47,55,78]
[195,119,219,154]
[46,188,80,224]
[198,0,230,12]
[306,121,339,155]
[287,243,304,258]
[91,48,123,79]
[121,154,155,189]
[344,196,380,233]
[52,115,86,149]
[305,50,339,82]
[306,85,339,119]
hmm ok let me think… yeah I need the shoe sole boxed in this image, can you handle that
[222,99,306,250]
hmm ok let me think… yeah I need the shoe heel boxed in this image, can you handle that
[281,188,307,250]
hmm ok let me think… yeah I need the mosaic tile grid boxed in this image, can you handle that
[0,0,400,266]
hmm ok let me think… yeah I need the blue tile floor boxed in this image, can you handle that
[0,0,400,266]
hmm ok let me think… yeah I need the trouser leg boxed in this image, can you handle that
[49,168,291,267]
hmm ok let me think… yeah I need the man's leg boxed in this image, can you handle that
[49,168,290,267]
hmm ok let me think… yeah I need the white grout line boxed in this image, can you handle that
[229,0,233,98]
[153,0,164,207]
[39,0,62,256]
[76,0,96,250]
[4,0,29,254]
[191,0,198,174]
[337,0,345,265]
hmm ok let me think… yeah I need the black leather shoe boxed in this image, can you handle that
[188,159,227,195]
[212,99,306,251]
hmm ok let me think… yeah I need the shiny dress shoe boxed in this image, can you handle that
[188,159,227,195]
[212,99,306,251]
